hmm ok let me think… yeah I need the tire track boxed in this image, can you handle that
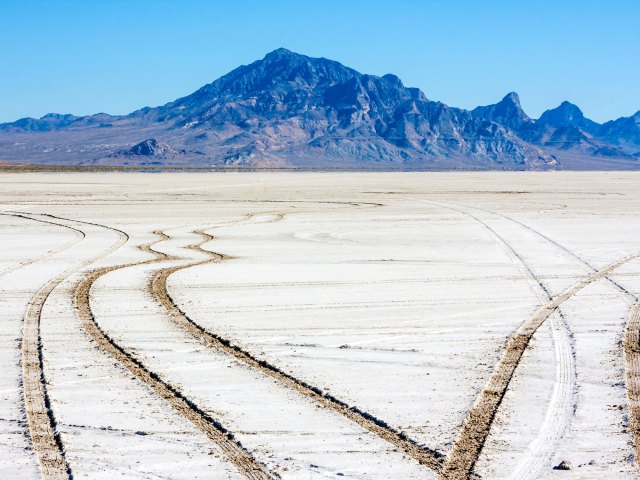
[16,212,126,480]
[445,201,640,475]
[463,204,636,302]
[73,231,278,480]
[412,199,578,480]
[148,220,446,472]
[0,213,84,279]
[507,316,574,480]
[439,251,640,480]
[624,301,640,465]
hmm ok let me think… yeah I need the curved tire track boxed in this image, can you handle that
[17,213,126,480]
[439,251,640,480]
[149,220,446,472]
[0,213,84,279]
[73,231,278,480]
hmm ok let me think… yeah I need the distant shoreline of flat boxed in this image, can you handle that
[0,164,624,173]
[0,165,526,173]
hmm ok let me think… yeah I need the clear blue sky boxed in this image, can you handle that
[1,0,638,123]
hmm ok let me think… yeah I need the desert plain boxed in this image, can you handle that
[1,171,639,479]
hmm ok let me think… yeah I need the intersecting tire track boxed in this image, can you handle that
[439,251,640,480]
[412,199,578,479]
[14,212,126,480]
[149,217,446,472]
[413,198,640,478]
[74,230,278,480]
[16,203,637,479]
[465,204,636,300]
[455,202,640,474]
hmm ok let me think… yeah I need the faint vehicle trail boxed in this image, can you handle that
[453,209,574,480]
[464,204,636,301]
[149,213,446,472]
[420,198,639,478]
[506,316,574,480]
[451,201,640,475]
[8,212,125,480]
[438,251,640,480]
[411,199,578,480]
[74,230,278,480]
[0,213,84,279]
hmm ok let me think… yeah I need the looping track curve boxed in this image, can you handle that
[73,231,278,480]
[149,220,446,472]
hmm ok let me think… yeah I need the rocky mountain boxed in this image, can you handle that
[599,111,640,156]
[472,92,531,131]
[101,138,196,165]
[0,48,638,170]
[536,101,599,133]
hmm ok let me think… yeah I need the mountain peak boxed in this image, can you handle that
[381,73,404,88]
[558,101,583,114]
[166,48,360,115]
[502,92,521,106]
[537,101,598,133]
[472,91,530,130]
[263,47,298,61]
[108,138,184,159]
[542,101,584,119]
[41,113,76,120]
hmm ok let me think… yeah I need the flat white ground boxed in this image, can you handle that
[0,172,639,479]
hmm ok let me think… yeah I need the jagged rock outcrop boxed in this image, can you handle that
[110,138,182,158]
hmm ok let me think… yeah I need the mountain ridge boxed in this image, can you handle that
[1,48,638,170]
